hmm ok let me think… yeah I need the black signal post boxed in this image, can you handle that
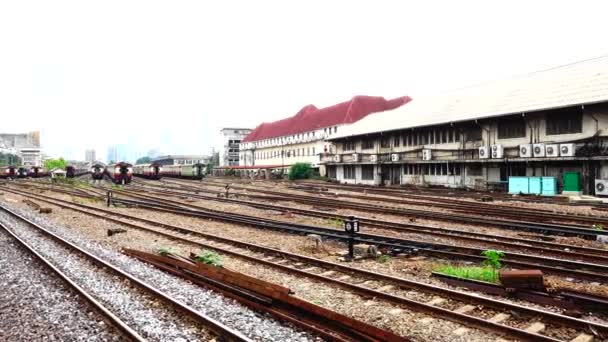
[344,215,360,261]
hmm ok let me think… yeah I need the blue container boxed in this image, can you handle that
[508,177,529,194]
[541,177,557,196]
[528,177,542,195]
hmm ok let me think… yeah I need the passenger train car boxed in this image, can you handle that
[107,162,133,184]
[66,165,89,178]
[161,163,205,180]
[133,163,162,180]
[0,166,16,179]
[29,166,50,178]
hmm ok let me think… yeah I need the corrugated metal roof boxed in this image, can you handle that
[332,56,608,139]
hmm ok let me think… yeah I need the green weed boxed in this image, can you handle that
[194,249,222,267]
[593,224,604,231]
[158,247,173,256]
[377,254,391,263]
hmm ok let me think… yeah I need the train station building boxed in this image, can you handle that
[238,95,410,176]
[322,56,608,195]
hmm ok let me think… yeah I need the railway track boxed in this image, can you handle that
[173,179,608,239]
[0,203,251,341]
[5,182,608,283]
[122,182,608,263]
[2,187,606,341]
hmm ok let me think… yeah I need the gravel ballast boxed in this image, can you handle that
[0,227,123,341]
[0,204,314,342]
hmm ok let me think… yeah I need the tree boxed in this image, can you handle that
[288,162,312,180]
[136,156,152,164]
[44,158,68,170]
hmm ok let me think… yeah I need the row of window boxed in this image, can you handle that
[344,128,464,151]
[255,147,316,160]
[251,127,339,149]
[403,163,461,176]
[342,163,462,180]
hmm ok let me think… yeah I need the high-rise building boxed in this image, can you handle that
[219,128,252,167]
[107,146,118,163]
[85,149,96,165]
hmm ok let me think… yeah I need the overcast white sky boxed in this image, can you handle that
[1,1,607,162]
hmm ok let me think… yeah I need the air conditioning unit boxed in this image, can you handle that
[545,144,559,157]
[422,149,432,161]
[391,153,400,162]
[352,153,360,162]
[596,179,608,196]
[533,143,546,157]
[333,154,341,162]
[519,144,532,158]
[370,154,378,163]
[560,143,575,157]
[478,146,489,159]
[491,145,503,158]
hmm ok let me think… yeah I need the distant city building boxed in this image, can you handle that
[152,155,210,166]
[0,131,42,166]
[19,147,43,167]
[239,96,410,175]
[147,148,162,159]
[219,128,252,167]
[107,146,118,163]
[85,149,96,165]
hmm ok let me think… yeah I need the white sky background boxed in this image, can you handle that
[1,1,607,162]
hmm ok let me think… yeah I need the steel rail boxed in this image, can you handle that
[125,183,608,261]
[107,189,608,281]
[0,203,252,342]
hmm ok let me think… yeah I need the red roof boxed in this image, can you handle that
[242,95,411,142]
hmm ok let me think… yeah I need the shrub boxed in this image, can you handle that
[482,249,504,270]
[593,224,604,231]
[288,162,313,180]
[194,249,222,267]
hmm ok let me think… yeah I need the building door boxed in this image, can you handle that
[391,165,401,185]
[380,165,390,186]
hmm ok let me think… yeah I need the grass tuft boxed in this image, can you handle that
[435,265,499,283]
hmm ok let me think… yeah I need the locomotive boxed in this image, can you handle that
[107,162,133,184]
[161,163,205,180]
[133,163,162,180]
[91,163,106,180]
[16,167,29,178]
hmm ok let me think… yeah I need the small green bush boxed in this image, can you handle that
[327,217,344,228]
[482,249,504,270]
[593,224,604,231]
[194,249,222,267]
[288,162,313,180]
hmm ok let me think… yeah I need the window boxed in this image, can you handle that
[361,165,374,180]
[344,166,355,179]
[344,140,356,151]
[362,139,374,149]
[467,164,482,176]
[420,131,427,145]
[312,147,315,155]
[546,108,583,135]
[334,127,337,133]
[393,135,401,147]
[454,129,460,142]
[498,117,526,139]
[430,131,435,144]
[441,163,447,175]
[380,136,391,148]
[465,127,481,141]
